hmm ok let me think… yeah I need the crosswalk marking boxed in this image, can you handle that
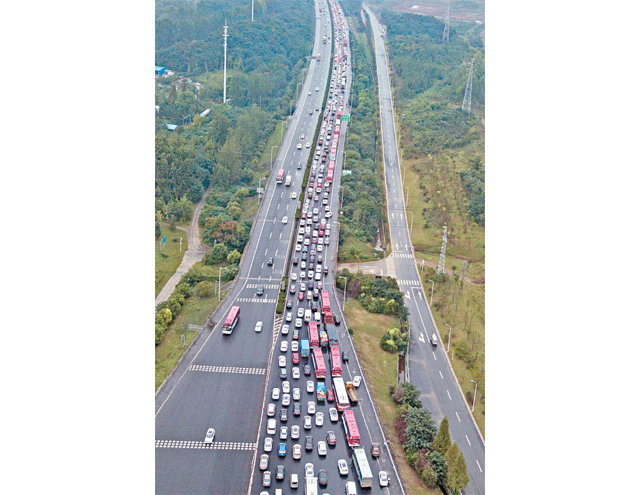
[235,297,278,304]
[246,284,280,290]
[397,279,421,286]
[392,252,414,259]
[155,440,257,451]
[188,365,266,375]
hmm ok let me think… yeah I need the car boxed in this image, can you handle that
[280,426,288,440]
[291,272,298,282]
[262,470,271,487]
[315,411,324,426]
[334,316,341,325]
[297,162,302,169]
[204,428,215,444]
[267,257,274,266]
[305,435,313,451]
[293,402,302,416]
[326,431,336,446]
[338,459,349,476]
[282,381,291,394]
[329,408,338,422]
[272,388,281,401]
[291,341,299,352]
[300,282,306,291]
[371,442,381,458]
[279,367,287,379]
[291,191,297,199]
[306,380,315,393]
[291,424,301,439]
[315,87,319,91]
[306,142,310,148]
[295,244,301,252]
[282,216,288,224]
[295,318,303,328]
[303,364,311,375]
[297,143,302,149]
[318,468,328,487]
[282,394,291,406]
[276,464,285,480]
[325,211,333,218]
[292,328,300,340]
[297,307,305,318]
[379,470,390,487]
[292,443,302,460]
[292,366,300,379]
[286,311,293,321]
[260,454,269,470]
[342,351,349,363]
[301,134,305,140]
[305,462,314,478]
[264,436,273,452]
[307,401,316,415]
[292,387,301,400]
[326,389,334,402]
[304,415,312,430]
[267,403,276,417]
[267,418,277,435]
[298,292,304,301]
[278,355,287,367]
[280,341,289,352]
[280,409,288,422]
[353,375,362,388]
[256,286,264,296]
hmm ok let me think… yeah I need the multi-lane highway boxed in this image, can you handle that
[155,1,335,493]
[364,6,486,494]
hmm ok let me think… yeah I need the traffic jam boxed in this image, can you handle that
[254,1,390,493]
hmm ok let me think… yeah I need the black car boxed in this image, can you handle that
[297,162,302,170]
[293,402,302,416]
[342,351,349,363]
[256,287,264,296]
[334,316,341,325]
[303,364,311,375]
[267,257,274,266]
[286,300,293,309]
[279,368,287,379]
[305,435,313,451]
[276,465,285,481]
[311,304,318,312]
[318,469,328,487]
[280,409,288,422]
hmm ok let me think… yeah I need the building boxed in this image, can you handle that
[155,66,166,76]
[166,124,177,132]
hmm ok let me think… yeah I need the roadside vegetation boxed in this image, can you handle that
[155,222,188,296]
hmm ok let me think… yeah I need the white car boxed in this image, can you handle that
[295,318,303,328]
[291,273,298,281]
[293,388,301,401]
[297,143,302,150]
[282,394,291,406]
[204,428,215,444]
[286,312,293,322]
[325,211,333,218]
[292,367,301,379]
[281,324,289,335]
[264,437,273,452]
[278,356,287,367]
[272,388,281,401]
[295,244,301,252]
[260,454,269,470]
[353,375,362,388]
[307,401,316,415]
[280,426,288,440]
[267,418,277,434]
[300,271,306,280]
[338,459,348,476]
[315,87,319,91]
[315,411,324,426]
[317,244,323,252]
[291,425,301,439]
[306,380,315,393]
[280,341,289,352]
[291,192,298,199]
[304,415,312,429]
[282,381,291,394]
[267,403,276,417]
[255,321,263,332]
[282,216,288,224]
[291,341,299,352]
[305,463,314,478]
[379,471,389,487]
[300,261,307,269]
[297,308,305,318]
[317,441,327,456]
[329,408,338,422]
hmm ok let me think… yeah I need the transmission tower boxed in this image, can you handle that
[437,226,448,275]
[461,59,475,115]
[251,0,254,22]
[223,20,229,103]
[442,1,450,43]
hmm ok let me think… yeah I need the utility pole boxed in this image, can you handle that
[437,226,448,275]
[251,0,254,22]
[442,0,450,43]
[223,20,229,104]
[462,59,475,115]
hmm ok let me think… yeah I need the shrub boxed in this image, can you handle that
[420,464,439,489]
[221,266,239,282]
[227,249,241,265]
[204,243,228,265]
[195,281,215,297]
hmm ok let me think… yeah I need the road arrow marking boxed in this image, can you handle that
[419,333,425,343]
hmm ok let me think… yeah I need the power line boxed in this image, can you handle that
[462,59,475,115]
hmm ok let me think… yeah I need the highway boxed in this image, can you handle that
[364,5,486,494]
[155,1,335,493]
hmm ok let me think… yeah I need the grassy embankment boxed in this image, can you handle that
[155,223,188,296]
[345,299,441,495]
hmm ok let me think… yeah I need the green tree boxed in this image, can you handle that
[433,416,452,455]
[404,407,437,451]
[195,281,215,298]
[155,219,162,239]
[227,249,241,265]
[429,450,448,487]
[392,382,423,409]
[204,243,229,265]
[420,463,438,489]
[445,442,470,494]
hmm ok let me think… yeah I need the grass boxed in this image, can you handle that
[345,299,441,495]
[155,286,229,391]
[155,223,188,297]
[338,233,384,263]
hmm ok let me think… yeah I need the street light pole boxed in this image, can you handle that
[428,279,435,306]
[281,121,286,143]
[404,186,409,207]
[407,211,413,235]
[258,177,265,201]
[338,185,344,208]
[338,276,348,311]
[271,145,277,170]
[218,267,229,302]
[445,323,452,353]
[470,380,478,412]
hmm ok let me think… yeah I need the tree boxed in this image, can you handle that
[204,243,228,265]
[155,219,162,239]
[227,249,241,265]
[404,407,437,451]
[392,382,423,409]
[433,416,452,455]
[429,450,448,488]
[445,442,470,494]
[195,281,215,297]
[384,298,399,315]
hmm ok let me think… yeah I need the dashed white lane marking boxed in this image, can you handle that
[439,370,443,379]
[447,390,452,400]
[476,460,483,472]
[432,352,437,361]
[465,435,471,446]
[188,365,267,375]
[456,411,461,422]
[235,297,277,304]
[155,440,257,450]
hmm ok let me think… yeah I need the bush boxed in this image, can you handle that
[227,249,241,265]
[204,243,228,265]
[420,464,439,489]
[221,266,239,282]
[195,281,215,297]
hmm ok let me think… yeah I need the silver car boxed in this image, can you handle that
[204,428,215,444]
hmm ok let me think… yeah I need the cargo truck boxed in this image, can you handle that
[325,323,338,347]
[345,381,359,404]
[301,339,310,358]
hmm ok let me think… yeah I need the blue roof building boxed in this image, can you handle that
[155,66,166,75]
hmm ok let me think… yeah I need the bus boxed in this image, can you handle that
[308,321,320,348]
[330,346,342,376]
[326,168,334,183]
[276,168,285,184]
[342,409,360,446]
[352,447,373,488]
[222,305,240,335]
[336,110,342,121]
[311,347,327,379]
[300,339,310,358]
[321,290,331,315]
[332,377,350,412]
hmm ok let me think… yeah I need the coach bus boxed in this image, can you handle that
[352,447,373,487]
[311,347,327,379]
[330,346,342,377]
[332,377,350,412]
[222,305,240,335]
[321,290,331,315]
[342,409,361,446]
[308,321,320,348]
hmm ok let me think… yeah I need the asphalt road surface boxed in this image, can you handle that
[364,6,485,494]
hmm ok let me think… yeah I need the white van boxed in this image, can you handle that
[314,312,321,323]
[345,481,357,495]
[304,309,312,322]
[276,489,283,495]
[290,473,299,488]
